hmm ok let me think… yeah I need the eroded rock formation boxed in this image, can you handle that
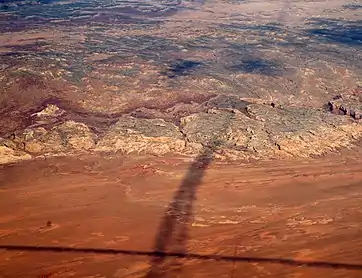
[328,89,362,120]
[2,93,362,164]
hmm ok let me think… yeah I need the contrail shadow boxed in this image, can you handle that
[145,143,218,277]
[1,245,362,271]
[144,111,233,277]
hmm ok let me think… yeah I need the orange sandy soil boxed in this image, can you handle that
[1,150,362,277]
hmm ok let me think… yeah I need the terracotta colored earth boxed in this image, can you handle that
[1,147,362,277]
[1,0,362,277]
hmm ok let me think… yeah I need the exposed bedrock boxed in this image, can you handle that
[2,92,362,164]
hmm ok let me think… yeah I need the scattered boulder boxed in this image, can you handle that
[328,89,362,120]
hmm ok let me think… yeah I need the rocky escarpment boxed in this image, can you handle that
[328,89,362,120]
[95,116,186,155]
[1,93,362,164]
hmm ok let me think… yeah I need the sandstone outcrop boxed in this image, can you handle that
[328,89,362,120]
[16,121,95,155]
[95,116,186,155]
[1,94,362,164]
[0,138,31,164]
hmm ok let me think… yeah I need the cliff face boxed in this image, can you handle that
[2,92,361,164]
[328,89,362,120]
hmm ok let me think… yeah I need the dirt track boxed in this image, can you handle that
[1,150,362,277]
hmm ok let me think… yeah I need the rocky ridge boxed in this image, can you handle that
[328,89,362,120]
[1,92,362,164]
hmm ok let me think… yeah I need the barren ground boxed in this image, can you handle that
[1,0,362,277]
[1,147,362,277]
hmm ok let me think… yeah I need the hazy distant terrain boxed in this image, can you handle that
[0,0,361,162]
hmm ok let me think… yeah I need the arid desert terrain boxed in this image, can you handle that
[0,0,362,277]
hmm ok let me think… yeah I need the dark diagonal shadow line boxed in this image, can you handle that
[145,145,216,277]
[144,113,233,277]
[1,245,362,271]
